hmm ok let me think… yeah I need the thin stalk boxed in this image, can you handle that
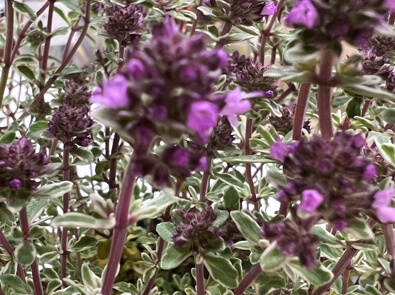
[245,118,259,211]
[61,147,71,285]
[382,224,395,274]
[342,264,351,294]
[117,45,125,71]
[190,0,203,36]
[0,0,14,109]
[312,248,357,295]
[317,50,333,140]
[195,259,205,295]
[17,0,92,122]
[109,133,121,189]
[215,21,233,49]
[389,12,395,25]
[63,16,82,61]
[293,83,311,141]
[200,157,212,202]
[19,208,43,295]
[361,100,371,117]
[233,263,262,295]
[101,160,136,295]
[0,229,26,282]
[259,0,286,65]
[40,0,55,87]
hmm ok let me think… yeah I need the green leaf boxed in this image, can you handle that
[156,222,175,243]
[342,84,395,101]
[216,173,244,189]
[54,6,70,25]
[34,181,73,199]
[72,236,97,252]
[52,213,115,229]
[344,218,374,240]
[381,109,395,124]
[289,261,333,286]
[230,211,262,245]
[0,131,16,144]
[219,155,274,164]
[17,66,35,81]
[161,246,191,270]
[26,199,48,223]
[260,242,287,271]
[212,210,229,227]
[379,144,395,167]
[204,254,239,289]
[256,272,286,294]
[131,194,176,221]
[0,274,30,294]
[346,97,362,118]
[27,121,48,140]
[224,187,240,211]
[46,279,62,294]
[13,1,37,20]
[15,241,36,266]
[311,226,345,247]
[81,263,101,290]
[71,147,94,163]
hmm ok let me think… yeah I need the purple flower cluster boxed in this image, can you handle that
[285,0,391,47]
[269,103,311,135]
[48,105,94,147]
[103,3,143,47]
[133,145,207,188]
[172,206,225,253]
[227,51,278,95]
[92,18,250,145]
[261,220,319,270]
[270,132,382,229]
[205,0,277,26]
[0,138,51,195]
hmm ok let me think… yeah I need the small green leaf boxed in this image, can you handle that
[260,242,287,271]
[0,274,30,294]
[81,263,101,290]
[345,218,374,240]
[224,187,240,211]
[46,279,62,294]
[289,261,333,286]
[13,1,37,20]
[34,181,73,199]
[52,213,115,229]
[216,173,244,189]
[26,199,48,223]
[0,132,16,144]
[71,147,94,163]
[132,194,176,221]
[17,66,35,81]
[15,241,36,266]
[204,254,239,289]
[346,97,362,118]
[231,211,262,245]
[72,236,97,252]
[156,222,175,243]
[27,121,48,140]
[161,246,191,270]
[381,109,395,124]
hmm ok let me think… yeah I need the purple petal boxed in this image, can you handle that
[372,187,395,209]
[187,101,219,143]
[299,189,324,212]
[376,207,395,223]
[285,0,318,29]
[270,141,289,163]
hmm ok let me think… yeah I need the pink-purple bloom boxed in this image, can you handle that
[9,178,21,190]
[363,164,377,181]
[270,141,289,163]
[261,2,277,15]
[372,187,395,223]
[91,75,129,108]
[187,101,219,143]
[221,88,251,125]
[285,0,319,29]
[300,189,324,212]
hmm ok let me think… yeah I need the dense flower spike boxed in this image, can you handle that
[270,132,382,229]
[103,3,143,47]
[285,0,390,47]
[269,103,311,134]
[227,51,278,93]
[261,220,319,270]
[205,0,277,26]
[172,206,225,253]
[92,18,249,146]
[48,105,94,147]
[62,80,92,108]
[0,138,51,199]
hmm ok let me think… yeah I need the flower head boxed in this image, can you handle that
[285,0,318,29]
[91,75,129,109]
[270,141,290,163]
[187,101,219,143]
[221,88,251,126]
[300,190,324,212]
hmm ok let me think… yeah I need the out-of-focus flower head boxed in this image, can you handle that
[0,138,52,205]
[172,206,225,253]
[48,105,94,148]
[62,80,92,108]
[285,0,390,48]
[261,220,319,270]
[103,3,144,47]
[92,18,250,147]
[270,132,380,230]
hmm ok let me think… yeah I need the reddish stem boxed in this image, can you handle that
[200,157,212,202]
[233,264,262,295]
[382,224,395,273]
[195,260,205,295]
[101,160,136,295]
[361,100,371,117]
[40,0,55,87]
[190,0,203,36]
[245,118,259,211]
[109,133,121,189]
[63,16,82,61]
[215,21,233,49]
[293,83,311,141]
[0,229,26,282]
[61,147,71,286]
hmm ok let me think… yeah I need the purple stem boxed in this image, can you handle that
[317,50,333,140]
[361,100,371,117]
[382,224,395,274]
[109,133,121,189]
[200,157,212,202]
[233,264,262,295]
[61,147,71,286]
[293,83,311,141]
[215,21,233,49]
[190,0,203,36]
[245,118,259,211]
[40,0,55,88]
[389,12,395,25]
[63,16,82,61]
[101,160,137,295]
[195,259,205,295]
[19,208,44,295]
